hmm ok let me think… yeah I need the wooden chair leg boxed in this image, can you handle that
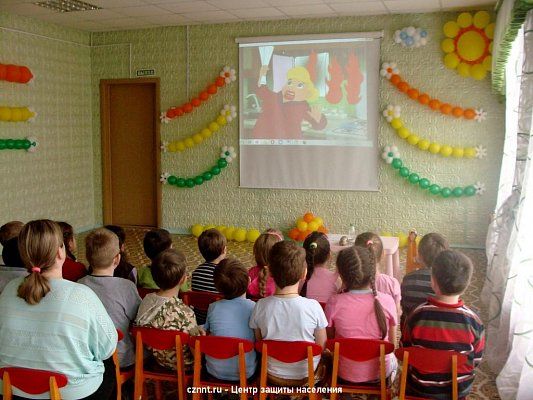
[154,380,163,400]
[3,371,12,400]
[49,376,61,400]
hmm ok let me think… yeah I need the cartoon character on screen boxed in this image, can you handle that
[252,66,327,139]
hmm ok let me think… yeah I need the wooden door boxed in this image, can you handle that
[100,78,161,227]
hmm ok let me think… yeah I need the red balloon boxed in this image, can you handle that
[0,64,7,80]
[207,84,218,95]
[215,77,225,87]
[18,66,33,83]
[166,109,175,118]
[191,97,201,107]
[199,91,209,101]
[5,65,20,82]
[183,103,193,113]
[175,107,184,117]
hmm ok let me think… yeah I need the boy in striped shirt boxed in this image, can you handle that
[401,250,485,399]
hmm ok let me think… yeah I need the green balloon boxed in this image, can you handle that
[408,173,420,184]
[211,166,221,175]
[419,178,430,189]
[217,158,228,168]
[429,184,441,195]
[177,178,186,187]
[452,187,464,197]
[185,179,195,188]
[22,139,31,149]
[391,158,403,169]
[399,167,410,177]
[167,175,178,185]
[14,140,24,149]
[6,139,15,149]
[194,176,204,185]
[202,172,213,181]
[464,185,476,196]
[441,187,452,198]
[0,140,5,150]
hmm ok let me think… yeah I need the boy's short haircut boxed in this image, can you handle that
[143,229,172,260]
[214,257,248,299]
[418,233,449,267]
[151,249,187,290]
[0,221,24,246]
[268,241,306,289]
[198,229,226,262]
[432,250,473,295]
[85,228,120,269]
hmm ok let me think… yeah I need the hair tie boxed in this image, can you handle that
[309,242,318,249]
[366,240,373,247]
[266,232,283,241]
[31,267,41,273]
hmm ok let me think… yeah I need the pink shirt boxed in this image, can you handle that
[247,266,275,298]
[325,290,398,383]
[306,267,341,303]
[375,273,401,306]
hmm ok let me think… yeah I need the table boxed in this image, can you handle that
[327,234,400,280]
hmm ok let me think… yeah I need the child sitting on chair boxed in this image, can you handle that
[57,221,87,282]
[137,229,172,289]
[247,229,283,299]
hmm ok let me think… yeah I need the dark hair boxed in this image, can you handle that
[143,229,172,260]
[0,221,24,246]
[2,237,24,269]
[432,250,473,295]
[336,245,388,340]
[57,221,76,260]
[198,229,226,262]
[151,249,187,290]
[17,220,64,305]
[301,232,330,297]
[268,241,306,289]
[253,230,282,297]
[355,232,383,262]
[214,257,249,299]
[418,233,449,268]
[104,225,125,247]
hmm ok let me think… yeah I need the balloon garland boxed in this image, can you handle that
[287,212,328,242]
[383,105,486,159]
[0,106,36,122]
[380,63,486,122]
[442,11,494,80]
[191,223,262,243]
[161,105,236,152]
[394,26,429,48]
[382,145,485,198]
[0,137,38,152]
[160,146,236,188]
[0,63,33,84]
[161,67,236,123]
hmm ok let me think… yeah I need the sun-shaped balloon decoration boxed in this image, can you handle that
[441,11,494,80]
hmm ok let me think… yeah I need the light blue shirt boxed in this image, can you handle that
[0,277,117,399]
[204,297,257,381]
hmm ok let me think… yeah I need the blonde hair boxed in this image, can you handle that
[17,220,64,305]
[253,229,282,297]
[287,67,319,102]
[85,228,120,270]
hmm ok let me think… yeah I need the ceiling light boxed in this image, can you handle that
[34,0,101,13]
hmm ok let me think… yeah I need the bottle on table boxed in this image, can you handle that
[348,224,356,243]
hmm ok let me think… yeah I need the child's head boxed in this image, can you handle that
[104,225,126,252]
[85,228,120,270]
[198,229,227,263]
[355,232,383,263]
[431,250,473,296]
[143,229,172,261]
[282,66,319,102]
[336,245,387,339]
[418,233,449,268]
[2,237,24,269]
[253,230,283,297]
[17,219,65,305]
[57,221,76,260]
[214,257,249,299]
[268,240,306,289]
[301,232,330,296]
[151,249,187,290]
[0,221,24,246]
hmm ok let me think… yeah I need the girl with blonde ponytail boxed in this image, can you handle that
[324,245,398,384]
[247,229,282,298]
[0,219,118,400]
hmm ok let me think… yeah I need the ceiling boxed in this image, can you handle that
[0,0,497,32]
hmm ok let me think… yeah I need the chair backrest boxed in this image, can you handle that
[319,302,326,311]
[395,347,468,373]
[117,328,124,342]
[0,367,68,395]
[137,287,158,299]
[326,338,394,361]
[181,291,223,312]
[255,340,322,363]
[189,336,254,359]
[131,326,190,350]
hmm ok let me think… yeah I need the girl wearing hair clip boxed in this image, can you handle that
[247,229,283,298]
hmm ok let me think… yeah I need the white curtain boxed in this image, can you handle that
[482,10,533,400]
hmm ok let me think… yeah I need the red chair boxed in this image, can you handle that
[181,291,223,311]
[189,336,256,400]
[326,338,395,400]
[319,302,327,311]
[0,367,67,400]
[112,329,134,400]
[137,287,158,299]
[395,347,469,400]
[131,326,192,400]
[255,340,323,400]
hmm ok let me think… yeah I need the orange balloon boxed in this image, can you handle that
[452,107,464,117]
[429,99,441,110]
[440,103,452,114]
[407,88,419,100]
[297,231,309,242]
[397,81,410,93]
[288,228,300,240]
[464,109,476,119]
[418,94,430,105]
[390,74,401,85]
[318,226,328,234]
[303,212,315,223]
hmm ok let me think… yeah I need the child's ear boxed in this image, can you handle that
[300,267,307,280]
[113,253,121,268]
[223,246,227,255]
[178,274,187,285]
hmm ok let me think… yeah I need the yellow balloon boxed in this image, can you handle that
[473,11,490,29]
[485,23,495,39]
[441,38,455,53]
[215,225,226,232]
[457,12,473,28]
[191,224,204,237]
[457,63,471,77]
[440,145,453,157]
[216,115,227,125]
[184,138,195,148]
[452,147,464,158]
[390,118,403,130]
[398,233,408,248]
[464,147,477,158]
[201,128,212,139]
[308,221,319,232]
[297,219,308,232]
[176,141,185,151]
[470,64,487,80]
[224,226,236,240]
[0,107,11,121]
[444,53,460,69]
[397,127,410,139]
[443,21,460,38]
[246,229,261,243]
[209,122,220,132]
[205,225,216,231]
[417,139,430,151]
[21,108,32,120]
[10,108,22,122]
[381,231,392,237]
[313,216,324,227]
[407,135,420,146]
[457,31,485,62]
[482,56,492,72]
[192,133,203,144]
[429,143,441,154]
[234,228,247,242]
[168,142,177,152]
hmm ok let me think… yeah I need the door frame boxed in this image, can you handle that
[100,78,161,228]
